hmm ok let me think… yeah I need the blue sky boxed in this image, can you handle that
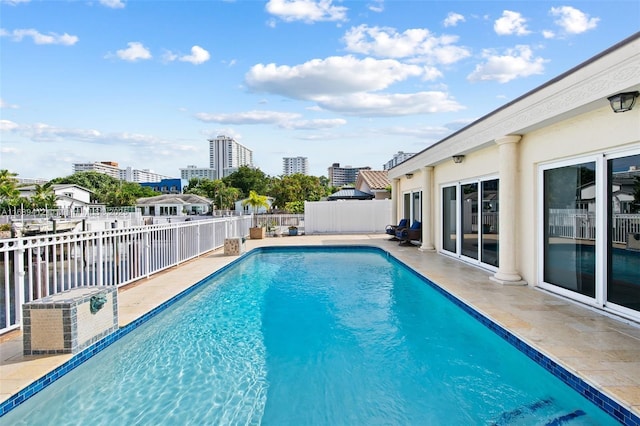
[1,0,638,180]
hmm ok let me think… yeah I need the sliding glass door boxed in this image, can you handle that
[540,149,640,319]
[442,178,499,268]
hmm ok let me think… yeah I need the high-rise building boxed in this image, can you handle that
[208,135,253,180]
[120,167,171,183]
[282,156,309,176]
[383,151,416,170]
[73,162,172,182]
[327,163,371,187]
[180,165,217,181]
[73,161,121,179]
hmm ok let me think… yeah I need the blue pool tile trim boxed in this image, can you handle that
[1,245,638,425]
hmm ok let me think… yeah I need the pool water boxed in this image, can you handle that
[1,247,619,424]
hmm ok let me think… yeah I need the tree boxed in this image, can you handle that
[0,170,20,207]
[268,174,330,211]
[185,178,241,209]
[242,190,270,214]
[222,166,269,197]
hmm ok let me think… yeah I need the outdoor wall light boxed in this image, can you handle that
[452,155,465,164]
[405,173,414,179]
[607,91,639,113]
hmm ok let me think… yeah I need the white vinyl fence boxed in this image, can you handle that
[304,199,392,234]
[548,210,640,244]
[0,216,252,335]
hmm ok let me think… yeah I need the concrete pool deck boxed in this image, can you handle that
[1,234,640,419]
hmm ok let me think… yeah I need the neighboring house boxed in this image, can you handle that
[234,196,275,214]
[355,170,390,200]
[327,187,375,201]
[137,194,212,216]
[17,184,102,213]
[388,32,640,323]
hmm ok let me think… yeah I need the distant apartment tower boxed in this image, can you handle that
[208,135,253,180]
[119,167,171,183]
[73,161,121,179]
[282,156,309,176]
[327,163,371,187]
[383,151,416,170]
[180,165,217,181]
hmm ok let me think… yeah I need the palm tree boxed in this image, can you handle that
[242,190,270,214]
[242,190,270,239]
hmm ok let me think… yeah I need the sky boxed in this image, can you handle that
[1,0,639,180]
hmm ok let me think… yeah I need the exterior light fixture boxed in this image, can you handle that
[405,173,414,179]
[452,155,465,164]
[607,91,639,113]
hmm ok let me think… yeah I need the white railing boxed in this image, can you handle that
[548,210,640,244]
[0,216,252,335]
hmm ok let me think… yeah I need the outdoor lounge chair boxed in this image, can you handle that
[396,220,421,245]
[385,218,408,239]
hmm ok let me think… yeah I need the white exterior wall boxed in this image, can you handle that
[304,199,392,234]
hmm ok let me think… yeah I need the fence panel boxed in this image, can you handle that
[0,216,251,335]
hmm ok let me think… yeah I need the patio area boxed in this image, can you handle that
[1,233,639,420]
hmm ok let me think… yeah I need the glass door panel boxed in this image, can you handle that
[442,186,456,253]
[481,179,499,267]
[461,183,478,259]
[543,162,596,297]
[607,154,640,311]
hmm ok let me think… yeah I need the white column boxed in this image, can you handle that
[420,166,435,251]
[391,178,400,225]
[491,135,527,285]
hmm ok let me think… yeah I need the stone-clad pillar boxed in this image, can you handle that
[420,166,435,251]
[491,135,527,285]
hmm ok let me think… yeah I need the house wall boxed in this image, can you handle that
[517,104,640,288]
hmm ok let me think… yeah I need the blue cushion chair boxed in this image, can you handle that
[385,218,408,239]
[396,220,421,245]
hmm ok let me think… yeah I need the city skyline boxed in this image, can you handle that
[1,0,638,179]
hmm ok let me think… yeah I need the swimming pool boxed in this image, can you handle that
[0,246,628,424]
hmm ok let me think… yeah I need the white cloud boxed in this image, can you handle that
[245,55,423,100]
[99,0,125,9]
[342,25,470,64]
[467,45,546,83]
[0,119,19,131]
[279,118,346,129]
[265,0,347,23]
[195,110,300,125]
[494,10,531,36]
[194,110,346,130]
[0,99,19,109]
[542,30,555,39]
[368,0,384,13]
[0,28,78,45]
[115,42,152,62]
[179,45,210,65]
[443,12,465,28]
[315,91,465,116]
[550,6,599,35]
[0,0,30,5]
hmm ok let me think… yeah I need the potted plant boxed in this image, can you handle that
[288,225,298,236]
[242,190,270,239]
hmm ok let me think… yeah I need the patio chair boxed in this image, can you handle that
[385,218,408,240]
[396,220,421,245]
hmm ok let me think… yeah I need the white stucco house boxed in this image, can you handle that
[17,184,103,213]
[137,194,213,216]
[388,32,640,323]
